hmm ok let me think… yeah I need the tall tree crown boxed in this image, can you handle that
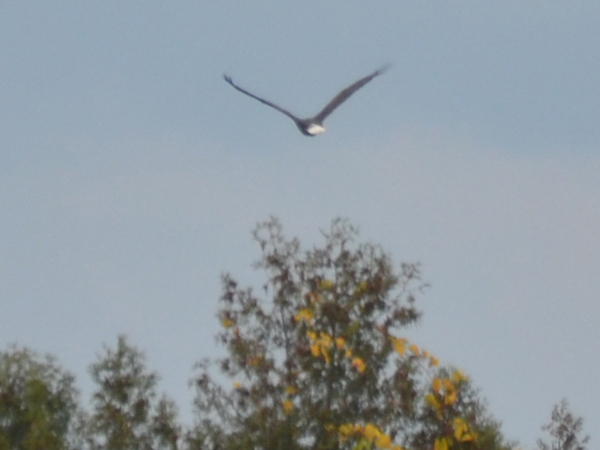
[190,218,510,450]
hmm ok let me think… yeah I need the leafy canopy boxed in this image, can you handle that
[0,346,80,450]
[86,335,180,450]
[190,217,512,450]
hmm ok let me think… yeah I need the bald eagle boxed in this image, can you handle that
[223,66,389,136]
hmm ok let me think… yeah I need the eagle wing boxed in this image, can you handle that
[312,65,390,123]
[223,75,299,121]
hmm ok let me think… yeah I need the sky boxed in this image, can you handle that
[1,2,599,448]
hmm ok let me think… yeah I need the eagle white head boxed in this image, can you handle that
[305,123,326,136]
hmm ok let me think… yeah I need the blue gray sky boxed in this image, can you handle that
[1,2,599,448]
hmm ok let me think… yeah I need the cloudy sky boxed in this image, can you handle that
[1,2,599,447]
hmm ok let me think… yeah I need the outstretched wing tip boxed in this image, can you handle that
[221,72,298,121]
[312,64,390,122]
[376,63,392,75]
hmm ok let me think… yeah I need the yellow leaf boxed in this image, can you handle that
[391,337,405,356]
[429,356,439,367]
[310,344,320,357]
[460,433,475,442]
[443,379,453,391]
[363,423,380,440]
[453,418,475,442]
[247,354,263,367]
[432,378,442,393]
[318,279,334,290]
[319,332,332,347]
[335,337,345,349]
[220,317,235,328]
[453,417,466,428]
[453,418,467,440]
[355,437,373,450]
[282,399,292,414]
[233,381,241,389]
[409,344,419,355]
[424,393,439,410]
[338,423,356,441]
[434,437,449,450]
[354,280,368,296]
[345,348,353,358]
[451,370,467,383]
[351,357,366,373]
[285,385,298,395]
[322,347,331,364]
[445,389,457,405]
[375,433,391,449]
[294,308,314,324]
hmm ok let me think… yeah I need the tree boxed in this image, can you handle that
[537,400,589,450]
[189,217,513,450]
[0,345,81,450]
[85,335,180,450]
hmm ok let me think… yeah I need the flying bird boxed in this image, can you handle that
[223,65,389,136]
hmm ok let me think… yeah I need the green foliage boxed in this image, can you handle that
[537,400,589,450]
[0,218,591,450]
[0,346,80,450]
[86,335,180,450]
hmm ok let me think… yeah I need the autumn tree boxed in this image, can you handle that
[189,217,512,450]
[0,345,82,450]
[85,335,180,450]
